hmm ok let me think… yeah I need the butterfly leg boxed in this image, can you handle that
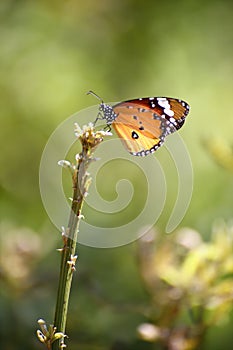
[93,112,104,126]
[104,124,112,132]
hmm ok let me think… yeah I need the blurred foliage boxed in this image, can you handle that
[204,138,233,174]
[1,0,233,349]
[137,224,233,349]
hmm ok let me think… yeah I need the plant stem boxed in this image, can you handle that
[51,124,107,349]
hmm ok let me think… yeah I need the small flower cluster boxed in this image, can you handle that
[37,319,67,349]
[74,122,112,152]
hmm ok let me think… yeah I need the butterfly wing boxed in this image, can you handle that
[112,122,164,156]
[114,97,190,131]
[111,97,190,156]
[112,103,168,156]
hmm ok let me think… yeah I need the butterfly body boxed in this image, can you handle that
[91,93,190,156]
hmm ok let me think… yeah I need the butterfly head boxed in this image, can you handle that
[87,90,117,125]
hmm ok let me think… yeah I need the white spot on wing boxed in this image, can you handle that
[169,117,175,123]
[164,108,174,117]
[157,98,174,117]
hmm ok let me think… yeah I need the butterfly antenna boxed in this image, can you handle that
[86,90,104,103]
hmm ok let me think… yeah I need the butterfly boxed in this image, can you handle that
[87,91,190,156]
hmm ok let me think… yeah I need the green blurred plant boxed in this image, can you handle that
[136,223,233,349]
[204,138,233,173]
[0,223,52,295]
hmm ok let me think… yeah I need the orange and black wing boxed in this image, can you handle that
[112,97,190,156]
[112,103,167,156]
[114,97,190,130]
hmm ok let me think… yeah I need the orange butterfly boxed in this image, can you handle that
[88,91,190,156]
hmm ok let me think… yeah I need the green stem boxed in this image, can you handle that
[52,148,91,349]
[36,124,107,349]
[47,123,106,350]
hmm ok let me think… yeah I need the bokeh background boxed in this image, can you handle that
[1,0,233,349]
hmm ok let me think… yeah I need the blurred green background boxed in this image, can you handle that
[1,0,233,349]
